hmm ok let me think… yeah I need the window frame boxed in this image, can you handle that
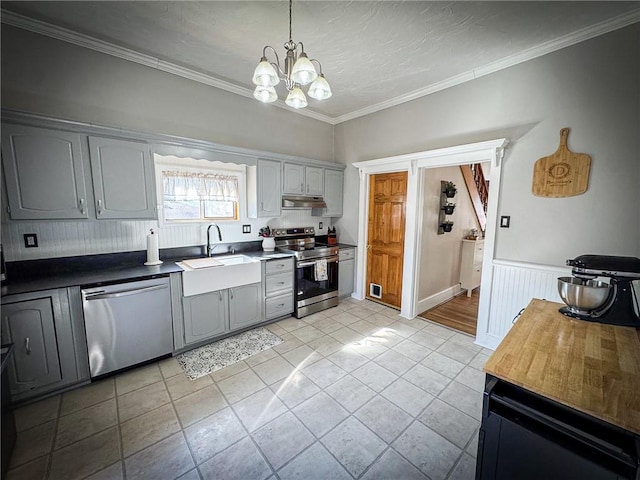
[154,155,246,226]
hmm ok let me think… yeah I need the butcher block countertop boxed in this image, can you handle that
[484,298,640,435]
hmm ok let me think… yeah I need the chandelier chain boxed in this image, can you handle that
[289,0,293,42]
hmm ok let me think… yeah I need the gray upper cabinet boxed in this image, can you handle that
[257,159,282,217]
[1,124,89,219]
[88,136,156,219]
[283,163,324,196]
[283,163,305,194]
[305,167,324,196]
[323,169,344,217]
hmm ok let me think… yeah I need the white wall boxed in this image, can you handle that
[0,25,335,163]
[418,166,481,299]
[335,24,640,267]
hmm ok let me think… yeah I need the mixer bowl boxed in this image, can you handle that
[557,277,612,314]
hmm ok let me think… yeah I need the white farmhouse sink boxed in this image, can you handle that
[178,255,261,297]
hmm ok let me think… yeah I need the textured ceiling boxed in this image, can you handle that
[2,1,639,123]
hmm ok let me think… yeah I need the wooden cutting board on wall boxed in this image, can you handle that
[532,128,591,197]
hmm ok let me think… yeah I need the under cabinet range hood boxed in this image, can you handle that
[282,195,327,209]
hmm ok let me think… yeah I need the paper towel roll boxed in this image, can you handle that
[144,229,163,266]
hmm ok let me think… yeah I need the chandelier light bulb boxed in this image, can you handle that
[290,52,318,86]
[253,85,278,103]
[252,58,280,87]
[285,87,308,109]
[308,74,332,100]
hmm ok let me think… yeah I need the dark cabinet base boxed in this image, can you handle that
[476,376,640,480]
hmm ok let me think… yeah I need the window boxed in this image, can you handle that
[162,170,239,222]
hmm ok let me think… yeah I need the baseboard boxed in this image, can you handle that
[416,285,463,314]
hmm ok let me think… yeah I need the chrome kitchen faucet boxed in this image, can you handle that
[206,224,222,257]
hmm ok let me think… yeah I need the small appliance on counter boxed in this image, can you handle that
[557,254,640,327]
[327,227,337,245]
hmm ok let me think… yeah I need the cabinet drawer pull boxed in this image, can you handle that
[24,337,31,355]
[79,198,86,214]
[97,199,103,215]
[277,281,285,285]
[277,303,285,308]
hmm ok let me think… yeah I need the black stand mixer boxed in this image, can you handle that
[558,255,640,327]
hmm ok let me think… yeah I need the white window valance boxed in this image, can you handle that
[162,170,239,202]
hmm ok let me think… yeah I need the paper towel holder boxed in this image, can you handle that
[144,229,163,266]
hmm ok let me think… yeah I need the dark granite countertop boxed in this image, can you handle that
[1,243,294,298]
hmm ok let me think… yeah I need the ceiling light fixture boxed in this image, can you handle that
[252,0,332,109]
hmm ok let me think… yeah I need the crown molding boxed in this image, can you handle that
[0,10,336,125]
[332,10,640,124]
[2,8,638,126]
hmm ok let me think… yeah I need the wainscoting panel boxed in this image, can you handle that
[477,260,571,349]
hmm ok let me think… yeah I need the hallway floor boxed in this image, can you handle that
[419,289,480,335]
[7,298,489,480]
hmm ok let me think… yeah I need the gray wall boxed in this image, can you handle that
[335,24,640,266]
[1,25,335,162]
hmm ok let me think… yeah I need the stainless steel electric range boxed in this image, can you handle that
[273,227,339,318]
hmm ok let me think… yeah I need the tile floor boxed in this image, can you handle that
[7,298,491,480]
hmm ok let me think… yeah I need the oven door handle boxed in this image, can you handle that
[297,256,339,268]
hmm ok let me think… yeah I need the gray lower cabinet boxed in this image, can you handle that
[0,288,90,402]
[229,283,263,330]
[181,282,263,348]
[182,289,228,346]
[338,247,356,298]
[263,258,294,320]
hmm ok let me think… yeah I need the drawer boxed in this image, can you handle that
[339,248,355,261]
[265,271,294,296]
[265,257,294,275]
[265,293,294,319]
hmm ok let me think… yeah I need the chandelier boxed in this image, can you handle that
[252,0,332,109]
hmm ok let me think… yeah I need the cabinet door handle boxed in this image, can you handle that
[218,291,222,301]
[229,288,234,299]
[301,183,304,192]
[97,199,103,215]
[24,337,31,355]
[79,198,86,214]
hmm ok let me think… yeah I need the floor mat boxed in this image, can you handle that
[176,327,283,380]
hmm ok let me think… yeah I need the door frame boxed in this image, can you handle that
[352,138,508,323]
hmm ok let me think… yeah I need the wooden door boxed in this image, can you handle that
[366,172,407,307]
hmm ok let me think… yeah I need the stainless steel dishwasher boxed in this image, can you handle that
[82,277,173,378]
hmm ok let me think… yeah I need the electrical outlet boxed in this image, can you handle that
[319,222,323,229]
[242,225,251,234]
[24,233,38,248]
